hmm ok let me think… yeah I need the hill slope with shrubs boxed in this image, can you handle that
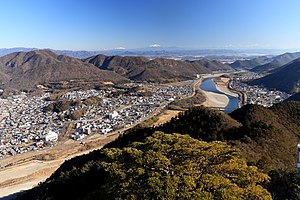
[17,102,300,199]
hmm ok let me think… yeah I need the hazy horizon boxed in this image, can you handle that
[1,0,300,50]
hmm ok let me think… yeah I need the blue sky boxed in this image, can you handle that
[0,0,300,50]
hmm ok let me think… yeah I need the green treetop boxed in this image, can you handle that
[91,131,271,200]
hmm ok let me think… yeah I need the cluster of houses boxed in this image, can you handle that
[68,83,193,142]
[0,82,193,159]
[231,73,290,107]
[0,93,62,159]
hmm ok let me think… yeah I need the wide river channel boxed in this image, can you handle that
[200,78,240,113]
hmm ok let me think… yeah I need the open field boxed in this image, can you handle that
[153,110,182,126]
[0,133,119,198]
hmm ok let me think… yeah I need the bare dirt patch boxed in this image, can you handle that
[153,110,181,126]
[0,133,119,198]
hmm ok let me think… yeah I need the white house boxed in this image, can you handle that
[44,130,58,142]
[101,128,113,134]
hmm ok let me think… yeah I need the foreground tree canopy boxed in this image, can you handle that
[87,132,271,199]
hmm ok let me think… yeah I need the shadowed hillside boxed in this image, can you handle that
[285,92,300,102]
[229,103,300,170]
[250,58,300,93]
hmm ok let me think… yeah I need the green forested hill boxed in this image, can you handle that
[18,103,300,200]
[19,132,271,200]
[229,103,300,170]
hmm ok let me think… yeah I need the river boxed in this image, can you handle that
[200,78,240,113]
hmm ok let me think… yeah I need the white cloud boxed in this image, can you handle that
[149,44,161,48]
[224,44,234,48]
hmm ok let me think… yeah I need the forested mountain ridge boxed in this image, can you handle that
[250,58,300,93]
[0,50,127,90]
[229,52,300,71]
[17,102,300,200]
[0,50,235,92]
[229,56,271,69]
[251,52,300,73]
[84,54,233,82]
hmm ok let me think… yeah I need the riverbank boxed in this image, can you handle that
[213,77,239,98]
[201,91,229,107]
[198,73,243,110]
[214,77,247,107]
[198,73,232,108]
[227,79,247,106]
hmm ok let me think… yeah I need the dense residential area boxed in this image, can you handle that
[0,82,193,159]
[230,72,290,107]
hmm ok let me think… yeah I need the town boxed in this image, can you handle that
[0,82,194,159]
[230,72,290,107]
[0,72,292,160]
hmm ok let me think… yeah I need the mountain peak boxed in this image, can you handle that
[0,50,127,90]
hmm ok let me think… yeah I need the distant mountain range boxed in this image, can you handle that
[1,48,299,93]
[230,52,300,73]
[1,47,296,59]
[250,52,300,73]
[0,50,234,91]
[250,58,300,93]
[230,51,300,94]
[0,48,38,57]
[229,56,272,69]
[84,55,233,82]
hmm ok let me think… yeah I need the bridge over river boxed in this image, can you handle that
[209,107,237,112]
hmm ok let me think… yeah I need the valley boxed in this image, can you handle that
[2,0,300,199]
[0,49,299,199]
